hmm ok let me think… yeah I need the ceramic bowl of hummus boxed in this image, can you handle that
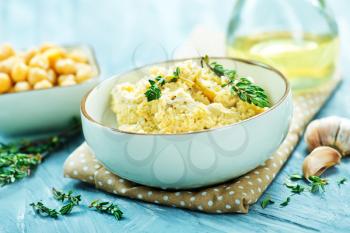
[81,57,292,189]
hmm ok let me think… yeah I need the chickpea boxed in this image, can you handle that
[0,72,12,93]
[28,67,48,85]
[75,63,94,83]
[0,57,18,74]
[34,79,53,90]
[22,48,39,64]
[55,58,76,75]
[0,44,15,61]
[58,74,74,84]
[47,69,57,84]
[43,47,65,67]
[0,44,92,92]
[67,50,89,63]
[58,74,76,86]
[11,62,28,82]
[15,52,27,63]
[39,42,57,52]
[14,81,31,92]
[61,78,77,86]
[29,54,49,69]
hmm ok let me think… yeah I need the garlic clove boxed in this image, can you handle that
[302,146,341,179]
[304,119,322,151]
[304,116,344,153]
[335,118,350,155]
[318,116,342,148]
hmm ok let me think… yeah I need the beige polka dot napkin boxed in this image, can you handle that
[64,78,340,213]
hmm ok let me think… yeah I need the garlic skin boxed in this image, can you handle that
[304,116,350,156]
[303,146,341,179]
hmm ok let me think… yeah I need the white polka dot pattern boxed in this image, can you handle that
[63,78,340,214]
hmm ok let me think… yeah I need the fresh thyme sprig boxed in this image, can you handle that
[0,119,81,186]
[144,67,181,102]
[30,201,59,219]
[0,153,41,185]
[31,189,124,221]
[52,188,81,215]
[52,188,81,204]
[89,200,123,220]
[31,189,81,218]
[231,78,270,108]
[201,55,270,108]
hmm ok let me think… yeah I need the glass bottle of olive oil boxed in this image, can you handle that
[226,0,339,90]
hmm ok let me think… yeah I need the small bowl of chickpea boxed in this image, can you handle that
[0,43,100,135]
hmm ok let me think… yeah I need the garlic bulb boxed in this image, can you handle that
[302,146,341,178]
[304,116,350,156]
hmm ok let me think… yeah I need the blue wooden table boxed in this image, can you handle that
[1,1,350,232]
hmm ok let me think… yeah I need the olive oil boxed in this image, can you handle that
[227,32,339,89]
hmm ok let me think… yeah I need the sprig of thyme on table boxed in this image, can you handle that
[31,188,123,221]
[31,189,81,218]
[89,200,124,220]
[201,55,270,108]
[52,188,82,215]
[30,201,60,218]
[0,119,81,186]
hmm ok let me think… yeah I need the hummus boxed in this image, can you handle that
[110,60,266,134]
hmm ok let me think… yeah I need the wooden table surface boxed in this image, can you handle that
[1,1,350,232]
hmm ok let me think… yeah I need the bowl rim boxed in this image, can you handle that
[81,56,291,136]
[0,44,100,97]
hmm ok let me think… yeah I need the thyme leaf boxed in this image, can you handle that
[170,67,181,82]
[308,176,328,193]
[284,183,305,194]
[289,174,303,181]
[155,75,166,86]
[144,80,161,101]
[280,197,290,207]
[261,195,274,209]
[337,177,347,187]
[59,202,76,215]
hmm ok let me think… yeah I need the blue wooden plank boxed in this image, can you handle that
[1,0,350,232]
